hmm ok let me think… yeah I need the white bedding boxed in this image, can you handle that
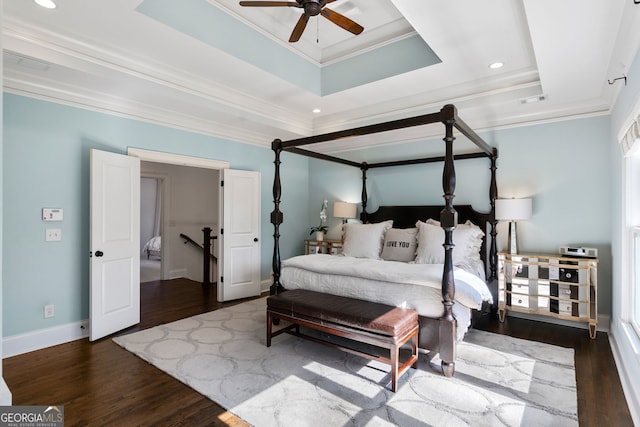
[280,254,493,340]
[142,236,161,257]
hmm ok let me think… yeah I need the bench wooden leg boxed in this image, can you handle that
[390,344,399,392]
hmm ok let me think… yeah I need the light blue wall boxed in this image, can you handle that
[307,115,613,314]
[2,93,309,337]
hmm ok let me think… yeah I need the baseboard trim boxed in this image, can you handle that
[3,320,89,359]
[260,279,271,294]
[4,280,273,358]
[609,321,640,425]
[169,269,188,280]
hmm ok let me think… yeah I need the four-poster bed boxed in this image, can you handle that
[269,104,498,376]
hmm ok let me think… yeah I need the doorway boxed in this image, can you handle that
[139,160,221,284]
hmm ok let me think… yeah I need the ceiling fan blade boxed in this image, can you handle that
[289,13,309,42]
[320,8,364,35]
[239,1,300,7]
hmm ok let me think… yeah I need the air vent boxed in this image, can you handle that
[5,52,51,72]
[520,95,547,105]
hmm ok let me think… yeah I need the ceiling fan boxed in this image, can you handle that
[239,0,364,43]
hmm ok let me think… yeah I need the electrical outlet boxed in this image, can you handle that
[44,304,55,318]
[45,228,62,242]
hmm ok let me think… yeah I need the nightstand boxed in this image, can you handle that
[304,239,343,255]
[498,252,598,339]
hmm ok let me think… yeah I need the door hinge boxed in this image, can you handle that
[220,276,223,283]
[220,228,223,235]
[220,180,224,187]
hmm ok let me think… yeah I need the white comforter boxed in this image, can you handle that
[280,254,493,340]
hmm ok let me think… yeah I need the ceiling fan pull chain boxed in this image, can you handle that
[316,16,319,43]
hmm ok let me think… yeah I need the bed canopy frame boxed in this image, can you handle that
[270,104,498,376]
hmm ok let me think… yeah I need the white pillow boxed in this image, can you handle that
[342,220,393,259]
[380,228,418,262]
[415,220,484,266]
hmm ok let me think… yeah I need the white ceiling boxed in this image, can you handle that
[3,0,640,153]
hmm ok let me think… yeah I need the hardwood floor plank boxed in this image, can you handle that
[4,279,634,426]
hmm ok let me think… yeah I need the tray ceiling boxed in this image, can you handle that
[3,0,640,151]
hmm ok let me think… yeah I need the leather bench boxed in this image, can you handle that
[266,289,419,392]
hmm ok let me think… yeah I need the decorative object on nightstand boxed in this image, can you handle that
[495,198,532,254]
[497,252,598,339]
[305,239,343,255]
[333,201,357,241]
[309,199,329,241]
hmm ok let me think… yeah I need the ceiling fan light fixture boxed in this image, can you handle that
[34,0,57,9]
[488,61,504,69]
[239,0,364,43]
[312,108,321,114]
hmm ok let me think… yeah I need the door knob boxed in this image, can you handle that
[254,238,259,242]
[95,250,104,257]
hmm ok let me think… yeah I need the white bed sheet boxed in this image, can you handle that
[280,254,493,340]
[142,236,161,256]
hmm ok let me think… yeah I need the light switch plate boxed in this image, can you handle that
[43,208,63,221]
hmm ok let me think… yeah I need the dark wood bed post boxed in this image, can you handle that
[270,139,284,295]
[359,163,369,222]
[488,148,499,312]
[439,104,458,377]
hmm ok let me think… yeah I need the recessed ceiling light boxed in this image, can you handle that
[312,108,321,114]
[34,0,56,9]
[488,62,504,69]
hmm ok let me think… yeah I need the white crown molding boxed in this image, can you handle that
[3,20,313,134]
[3,76,278,148]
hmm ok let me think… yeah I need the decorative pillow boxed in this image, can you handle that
[414,221,445,264]
[380,228,418,262]
[415,220,484,266]
[342,220,393,259]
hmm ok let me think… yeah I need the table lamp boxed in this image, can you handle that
[333,201,357,240]
[495,198,532,254]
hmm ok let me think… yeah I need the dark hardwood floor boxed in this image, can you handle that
[4,279,634,426]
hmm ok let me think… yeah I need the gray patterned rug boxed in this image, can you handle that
[113,297,578,426]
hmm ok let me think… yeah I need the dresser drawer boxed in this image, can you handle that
[558,301,574,315]
[538,283,550,296]
[511,294,529,308]
[509,283,529,294]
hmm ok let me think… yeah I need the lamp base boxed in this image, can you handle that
[507,221,519,254]
[340,218,347,242]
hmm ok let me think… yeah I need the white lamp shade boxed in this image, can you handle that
[333,201,357,219]
[495,198,532,221]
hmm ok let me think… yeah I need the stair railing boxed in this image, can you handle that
[179,229,217,286]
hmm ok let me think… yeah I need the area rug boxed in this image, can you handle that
[113,297,578,426]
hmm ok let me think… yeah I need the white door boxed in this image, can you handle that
[218,169,261,301]
[90,149,141,340]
